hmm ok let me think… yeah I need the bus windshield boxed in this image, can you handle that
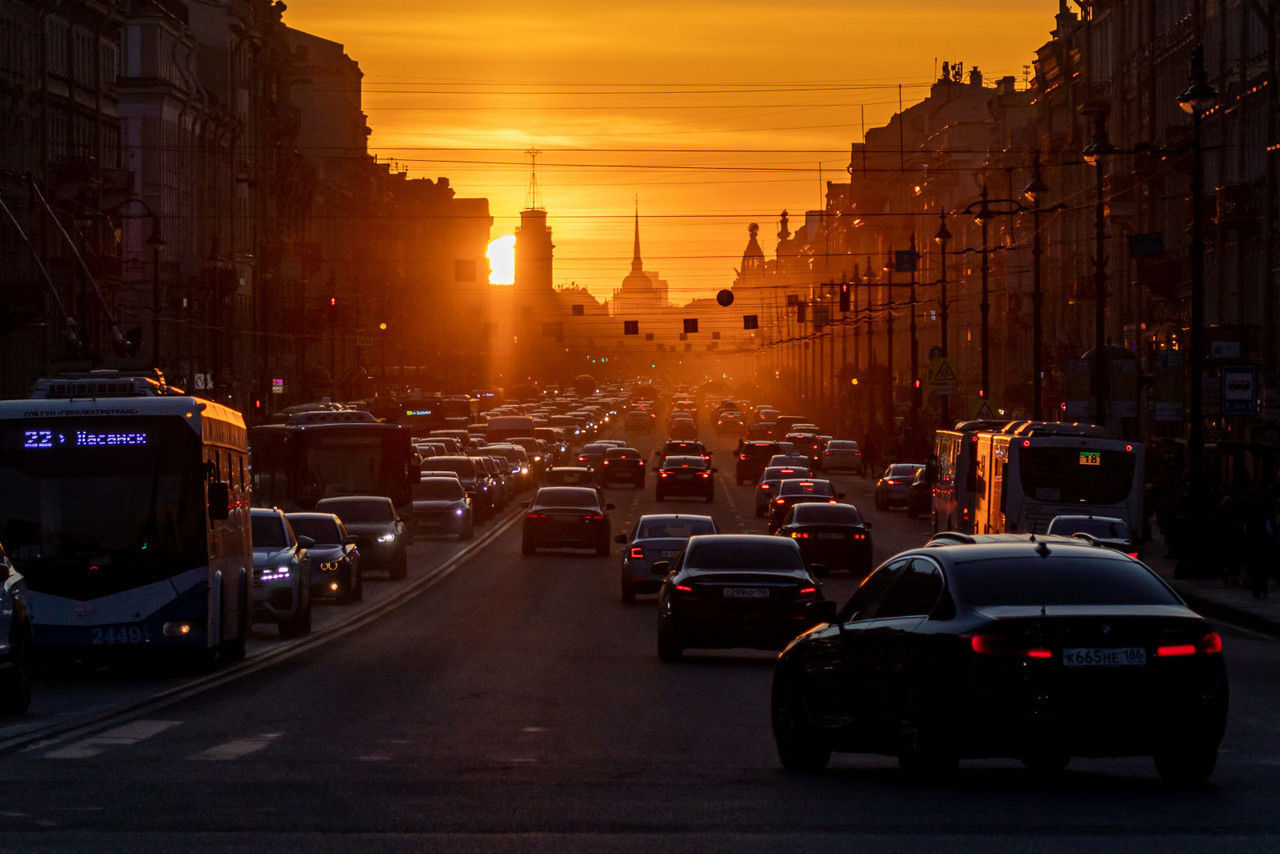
[0,417,207,597]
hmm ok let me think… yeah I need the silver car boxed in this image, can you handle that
[616,514,718,603]
[250,508,313,637]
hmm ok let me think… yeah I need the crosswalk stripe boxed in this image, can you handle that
[190,732,281,761]
[43,720,182,759]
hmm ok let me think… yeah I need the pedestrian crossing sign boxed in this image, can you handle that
[927,358,958,394]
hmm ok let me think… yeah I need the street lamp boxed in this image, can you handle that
[933,211,952,423]
[1178,43,1218,546]
[146,216,166,367]
[1022,155,1049,421]
[1083,110,1116,427]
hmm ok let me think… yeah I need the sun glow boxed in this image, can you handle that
[488,235,515,285]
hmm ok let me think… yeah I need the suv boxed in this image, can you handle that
[250,507,314,637]
[734,440,783,485]
[315,496,408,579]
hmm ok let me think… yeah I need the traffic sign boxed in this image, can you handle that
[927,357,958,395]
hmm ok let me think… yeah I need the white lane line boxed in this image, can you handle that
[189,732,282,760]
[42,719,182,759]
[188,737,281,763]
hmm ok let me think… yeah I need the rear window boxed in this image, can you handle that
[605,448,640,460]
[663,456,708,470]
[637,518,717,539]
[686,541,804,571]
[953,556,1179,607]
[534,488,600,507]
[780,480,835,496]
[315,499,394,523]
[792,504,861,524]
[1047,517,1129,539]
[414,479,466,500]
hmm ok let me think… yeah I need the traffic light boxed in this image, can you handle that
[839,282,851,313]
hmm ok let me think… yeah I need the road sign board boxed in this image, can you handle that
[927,357,958,394]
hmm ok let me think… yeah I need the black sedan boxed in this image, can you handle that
[775,502,873,576]
[616,513,718,603]
[655,534,823,661]
[770,536,1228,783]
[655,440,711,464]
[286,511,363,602]
[654,455,716,502]
[314,496,408,580]
[522,486,614,556]
[600,446,647,487]
[768,478,843,532]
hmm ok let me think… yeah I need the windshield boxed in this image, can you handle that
[686,541,804,571]
[637,518,717,539]
[316,499,394,523]
[252,514,291,548]
[953,556,1179,607]
[293,426,412,509]
[287,515,343,545]
[0,416,208,597]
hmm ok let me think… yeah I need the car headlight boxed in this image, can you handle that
[260,564,292,582]
[378,533,396,543]
[454,507,465,516]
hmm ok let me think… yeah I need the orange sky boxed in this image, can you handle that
[284,1,1061,302]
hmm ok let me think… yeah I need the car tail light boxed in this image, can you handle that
[629,546,644,559]
[526,512,546,520]
[1156,643,1197,658]
[660,471,670,478]
[776,498,785,505]
[1158,632,1223,657]
[740,453,748,461]
[798,586,817,595]
[969,634,1052,659]
[1127,551,1140,558]
[602,460,610,465]
[1201,632,1223,654]
[852,533,865,540]
[700,471,710,478]
[675,583,694,593]
[760,484,770,490]
[584,514,604,521]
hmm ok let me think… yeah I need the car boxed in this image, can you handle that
[286,511,363,602]
[600,446,646,487]
[424,455,495,519]
[314,496,408,579]
[410,476,474,540]
[1047,514,1139,557]
[522,486,614,555]
[540,465,604,497]
[656,440,711,464]
[615,514,718,603]
[754,465,812,517]
[734,440,784,485]
[668,419,699,441]
[770,536,1228,782]
[785,432,826,465]
[250,507,313,637]
[768,478,844,532]
[818,439,863,474]
[0,542,32,714]
[775,502,873,576]
[767,452,810,469]
[625,409,657,432]
[716,411,746,435]
[655,455,716,502]
[874,463,925,511]
[575,441,617,474]
[906,466,932,518]
[655,534,824,661]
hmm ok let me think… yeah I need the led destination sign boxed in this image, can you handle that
[23,429,150,449]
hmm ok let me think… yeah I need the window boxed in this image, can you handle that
[875,559,944,618]
[840,559,907,621]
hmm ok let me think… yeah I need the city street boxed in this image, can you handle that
[1,431,1278,850]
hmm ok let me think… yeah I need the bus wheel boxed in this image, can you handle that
[0,623,32,715]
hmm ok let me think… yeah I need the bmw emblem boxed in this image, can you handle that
[1100,624,1112,635]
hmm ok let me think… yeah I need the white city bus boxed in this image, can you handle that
[931,419,1008,534]
[0,372,252,664]
[972,421,1145,538]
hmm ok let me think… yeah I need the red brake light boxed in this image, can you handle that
[660,471,670,478]
[760,484,770,489]
[526,512,546,520]
[1127,551,1140,558]
[1025,648,1054,659]
[675,583,694,593]
[1200,632,1223,654]
[798,586,817,595]
[776,498,785,505]
[629,546,645,559]
[1157,643,1197,658]
[585,514,604,521]
[700,471,710,478]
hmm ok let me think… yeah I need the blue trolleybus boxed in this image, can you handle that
[0,372,252,664]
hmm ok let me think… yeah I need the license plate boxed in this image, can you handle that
[1062,647,1146,667]
[818,532,845,540]
[90,625,148,645]
[723,587,768,599]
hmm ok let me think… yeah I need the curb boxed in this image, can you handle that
[1170,583,1280,640]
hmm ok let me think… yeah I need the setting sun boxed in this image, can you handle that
[487,235,515,285]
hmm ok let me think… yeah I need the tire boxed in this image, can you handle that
[621,582,636,604]
[0,623,32,715]
[897,698,958,779]
[657,614,684,662]
[772,675,830,773]
[388,549,408,580]
[1154,741,1218,785]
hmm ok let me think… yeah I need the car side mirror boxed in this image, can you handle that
[344,536,358,545]
[296,535,315,550]
[208,481,231,521]
[806,600,838,624]
[614,534,626,544]
[651,560,670,576]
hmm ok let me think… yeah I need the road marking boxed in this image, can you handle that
[42,719,181,759]
[190,732,281,760]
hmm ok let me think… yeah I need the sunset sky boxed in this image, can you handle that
[284,1,1062,302]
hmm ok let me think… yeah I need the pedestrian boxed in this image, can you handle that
[1243,491,1274,599]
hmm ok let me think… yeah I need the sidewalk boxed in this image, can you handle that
[1144,526,1280,638]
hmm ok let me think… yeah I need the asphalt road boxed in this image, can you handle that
[1,427,1278,851]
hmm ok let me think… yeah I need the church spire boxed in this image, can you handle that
[631,197,643,273]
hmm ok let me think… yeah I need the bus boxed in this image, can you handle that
[0,371,252,663]
[931,419,1008,534]
[971,421,1145,538]
[395,393,480,434]
[249,419,417,520]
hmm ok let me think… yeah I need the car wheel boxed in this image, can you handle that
[521,538,536,555]
[621,582,636,604]
[388,549,408,580]
[897,699,958,778]
[771,674,830,773]
[1154,741,1218,785]
[0,622,33,715]
[657,614,684,662]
